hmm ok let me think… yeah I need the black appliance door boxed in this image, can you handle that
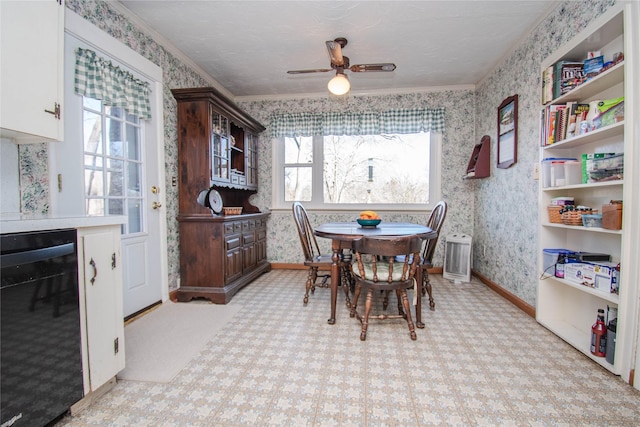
[1,229,84,427]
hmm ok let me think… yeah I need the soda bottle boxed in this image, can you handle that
[590,308,607,357]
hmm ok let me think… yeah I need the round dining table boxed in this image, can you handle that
[314,222,436,326]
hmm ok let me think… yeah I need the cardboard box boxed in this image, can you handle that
[564,263,595,286]
[591,261,620,294]
[564,261,619,294]
[602,202,622,230]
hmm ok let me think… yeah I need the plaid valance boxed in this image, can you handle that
[270,108,445,137]
[74,48,151,120]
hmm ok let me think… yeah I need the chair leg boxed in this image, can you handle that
[350,282,361,318]
[382,290,389,310]
[360,289,373,341]
[340,266,352,308]
[303,267,317,305]
[398,289,417,340]
[424,270,435,310]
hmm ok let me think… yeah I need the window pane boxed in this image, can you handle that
[85,169,103,197]
[86,198,104,216]
[105,118,124,158]
[285,166,312,201]
[107,198,124,216]
[83,110,102,154]
[127,199,143,233]
[83,97,101,111]
[285,136,313,164]
[323,134,430,204]
[126,123,140,160]
[84,155,102,168]
[127,162,141,196]
[106,159,124,197]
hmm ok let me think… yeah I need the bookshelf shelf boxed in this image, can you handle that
[536,4,637,378]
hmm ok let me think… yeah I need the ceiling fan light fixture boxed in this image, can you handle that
[327,73,350,95]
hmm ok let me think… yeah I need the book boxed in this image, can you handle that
[542,66,554,104]
[566,102,589,138]
[584,55,604,80]
[553,61,584,98]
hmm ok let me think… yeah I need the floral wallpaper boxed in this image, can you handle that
[15,0,617,305]
[472,0,616,305]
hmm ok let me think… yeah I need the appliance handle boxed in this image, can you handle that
[0,242,75,268]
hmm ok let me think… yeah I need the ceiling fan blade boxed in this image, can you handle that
[349,63,397,72]
[325,40,344,67]
[287,68,333,74]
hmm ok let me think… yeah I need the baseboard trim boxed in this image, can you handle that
[472,269,536,318]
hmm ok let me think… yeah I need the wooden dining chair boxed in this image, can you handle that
[350,235,423,341]
[382,200,447,319]
[292,202,352,306]
[420,200,447,310]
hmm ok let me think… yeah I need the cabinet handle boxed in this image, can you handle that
[112,253,116,269]
[44,102,61,120]
[89,258,97,285]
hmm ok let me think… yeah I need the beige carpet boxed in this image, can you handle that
[117,300,241,383]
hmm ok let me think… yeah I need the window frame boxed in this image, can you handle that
[272,132,442,211]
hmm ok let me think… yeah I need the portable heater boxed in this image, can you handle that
[443,234,472,284]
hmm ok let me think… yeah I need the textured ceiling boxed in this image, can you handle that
[118,1,558,99]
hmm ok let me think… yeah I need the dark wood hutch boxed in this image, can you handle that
[171,87,270,304]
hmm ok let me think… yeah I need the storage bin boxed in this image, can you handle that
[602,201,622,230]
[582,214,603,228]
[542,249,576,276]
[583,153,623,183]
[564,160,582,185]
[541,158,577,188]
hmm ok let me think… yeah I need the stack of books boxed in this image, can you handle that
[540,101,590,146]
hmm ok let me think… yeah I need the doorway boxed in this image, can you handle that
[51,11,168,317]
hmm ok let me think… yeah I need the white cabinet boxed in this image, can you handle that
[0,0,64,143]
[536,3,639,383]
[77,225,125,394]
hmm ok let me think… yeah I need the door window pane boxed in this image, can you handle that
[82,97,144,235]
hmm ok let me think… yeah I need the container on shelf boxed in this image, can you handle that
[582,214,603,228]
[602,201,622,230]
[541,158,578,188]
[582,152,624,183]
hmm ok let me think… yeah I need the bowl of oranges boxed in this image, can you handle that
[357,210,381,228]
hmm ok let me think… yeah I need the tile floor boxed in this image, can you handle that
[58,270,640,426]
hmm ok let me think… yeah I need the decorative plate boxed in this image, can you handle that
[357,218,382,228]
[207,189,223,214]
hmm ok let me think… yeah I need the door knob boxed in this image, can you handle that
[152,202,162,209]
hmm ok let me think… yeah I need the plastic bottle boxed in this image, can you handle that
[591,308,607,357]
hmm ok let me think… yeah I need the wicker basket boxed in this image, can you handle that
[547,205,563,223]
[561,209,593,226]
[223,206,243,215]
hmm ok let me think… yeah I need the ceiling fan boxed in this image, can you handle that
[287,37,397,95]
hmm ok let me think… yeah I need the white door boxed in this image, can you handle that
[52,14,167,318]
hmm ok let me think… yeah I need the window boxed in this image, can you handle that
[275,132,441,211]
[82,98,144,233]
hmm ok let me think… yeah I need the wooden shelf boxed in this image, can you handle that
[464,135,490,179]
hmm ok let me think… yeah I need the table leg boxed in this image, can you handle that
[415,265,425,328]
[328,241,340,325]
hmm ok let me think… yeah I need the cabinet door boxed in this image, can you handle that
[80,227,125,391]
[256,224,267,263]
[225,235,243,283]
[211,109,230,183]
[0,0,64,143]
[246,133,259,188]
